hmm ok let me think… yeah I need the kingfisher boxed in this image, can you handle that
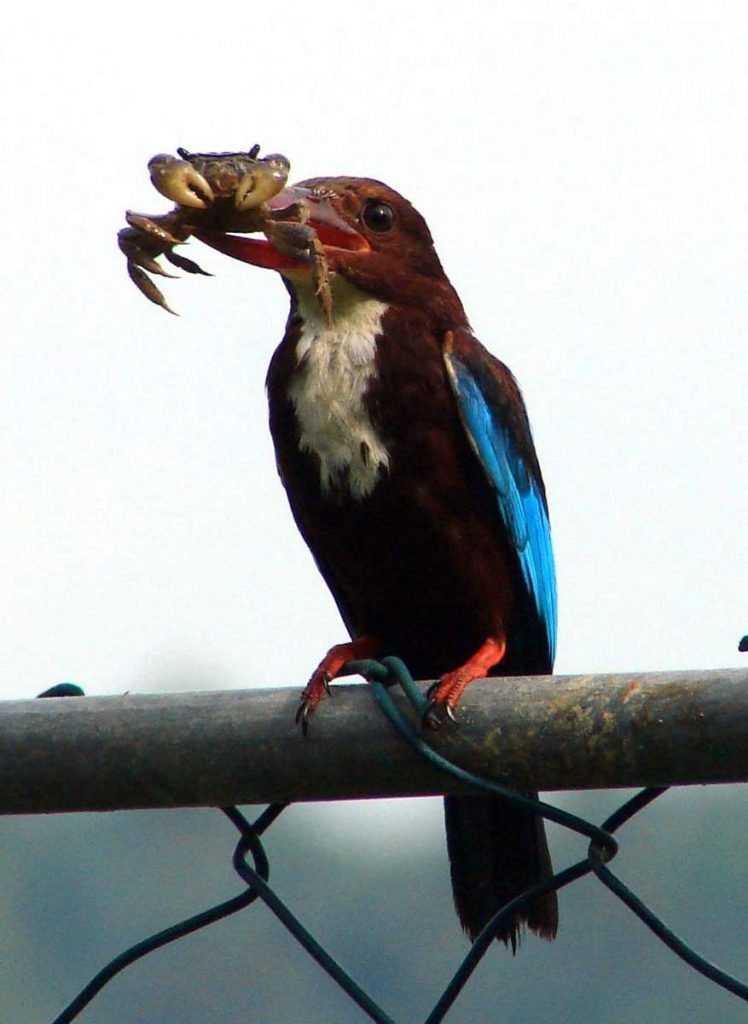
[198,176,558,950]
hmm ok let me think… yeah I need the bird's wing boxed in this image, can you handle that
[444,328,557,665]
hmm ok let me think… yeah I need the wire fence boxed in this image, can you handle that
[26,657,747,1024]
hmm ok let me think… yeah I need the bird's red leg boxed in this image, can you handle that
[426,635,507,726]
[296,635,381,734]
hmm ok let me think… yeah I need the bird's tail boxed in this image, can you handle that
[444,793,558,951]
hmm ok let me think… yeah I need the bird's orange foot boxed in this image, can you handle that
[296,635,381,735]
[424,636,507,729]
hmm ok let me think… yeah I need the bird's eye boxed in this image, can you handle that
[361,200,395,232]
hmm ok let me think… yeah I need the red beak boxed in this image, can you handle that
[194,185,368,270]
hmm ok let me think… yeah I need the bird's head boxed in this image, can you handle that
[196,177,463,321]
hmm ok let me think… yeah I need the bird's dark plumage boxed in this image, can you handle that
[205,175,558,948]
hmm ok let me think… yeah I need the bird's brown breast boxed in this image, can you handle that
[267,306,519,677]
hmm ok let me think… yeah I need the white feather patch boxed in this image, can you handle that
[285,277,391,499]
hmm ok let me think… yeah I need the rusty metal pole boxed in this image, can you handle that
[1,668,747,814]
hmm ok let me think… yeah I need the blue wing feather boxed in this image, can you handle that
[445,340,557,664]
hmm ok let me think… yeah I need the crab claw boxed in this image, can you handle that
[148,154,215,209]
[234,154,291,211]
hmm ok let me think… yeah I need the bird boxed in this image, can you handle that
[197,175,559,950]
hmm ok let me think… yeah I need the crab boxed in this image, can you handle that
[118,146,332,318]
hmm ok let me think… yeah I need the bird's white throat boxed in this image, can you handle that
[286,277,391,499]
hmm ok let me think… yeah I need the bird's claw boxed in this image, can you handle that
[294,637,381,735]
[422,685,458,730]
[423,638,506,729]
[295,699,314,737]
[296,672,332,736]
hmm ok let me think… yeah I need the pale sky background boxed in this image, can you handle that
[2,3,747,1022]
